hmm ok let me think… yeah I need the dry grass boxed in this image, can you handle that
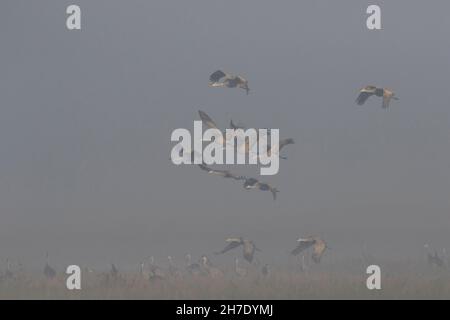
[1,267,449,299]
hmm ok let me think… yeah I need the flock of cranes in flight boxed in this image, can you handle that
[175,69,298,201]
[160,69,441,282]
[4,71,447,287]
[209,69,399,109]
[175,70,399,201]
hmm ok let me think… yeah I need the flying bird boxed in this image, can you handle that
[215,237,260,263]
[198,110,238,147]
[199,111,280,157]
[199,110,221,131]
[356,86,398,109]
[197,164,277,201]
[198,164,246,181]
[209,70,250,94]
[291,236,327,263]
[231,129,290,159]
[243,178,279,200]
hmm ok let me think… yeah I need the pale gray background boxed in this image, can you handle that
[0,1,449,270]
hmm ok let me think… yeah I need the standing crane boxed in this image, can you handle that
[44,252,56,279]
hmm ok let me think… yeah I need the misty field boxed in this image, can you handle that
[1,266,449,299]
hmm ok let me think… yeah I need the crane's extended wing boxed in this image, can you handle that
[209,70,227,83]
[356,86,376,105]
[215,239,242,254]
[291,239,315,256]
[198,110,220,130]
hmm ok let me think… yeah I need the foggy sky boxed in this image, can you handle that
[1,0,449,270]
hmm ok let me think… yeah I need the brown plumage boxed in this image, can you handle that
[215,237,260,263]
[209,70,250,94]
[291,236,327,263]
[356,86,398,109]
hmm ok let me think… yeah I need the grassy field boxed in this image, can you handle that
[1,267,449,299]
